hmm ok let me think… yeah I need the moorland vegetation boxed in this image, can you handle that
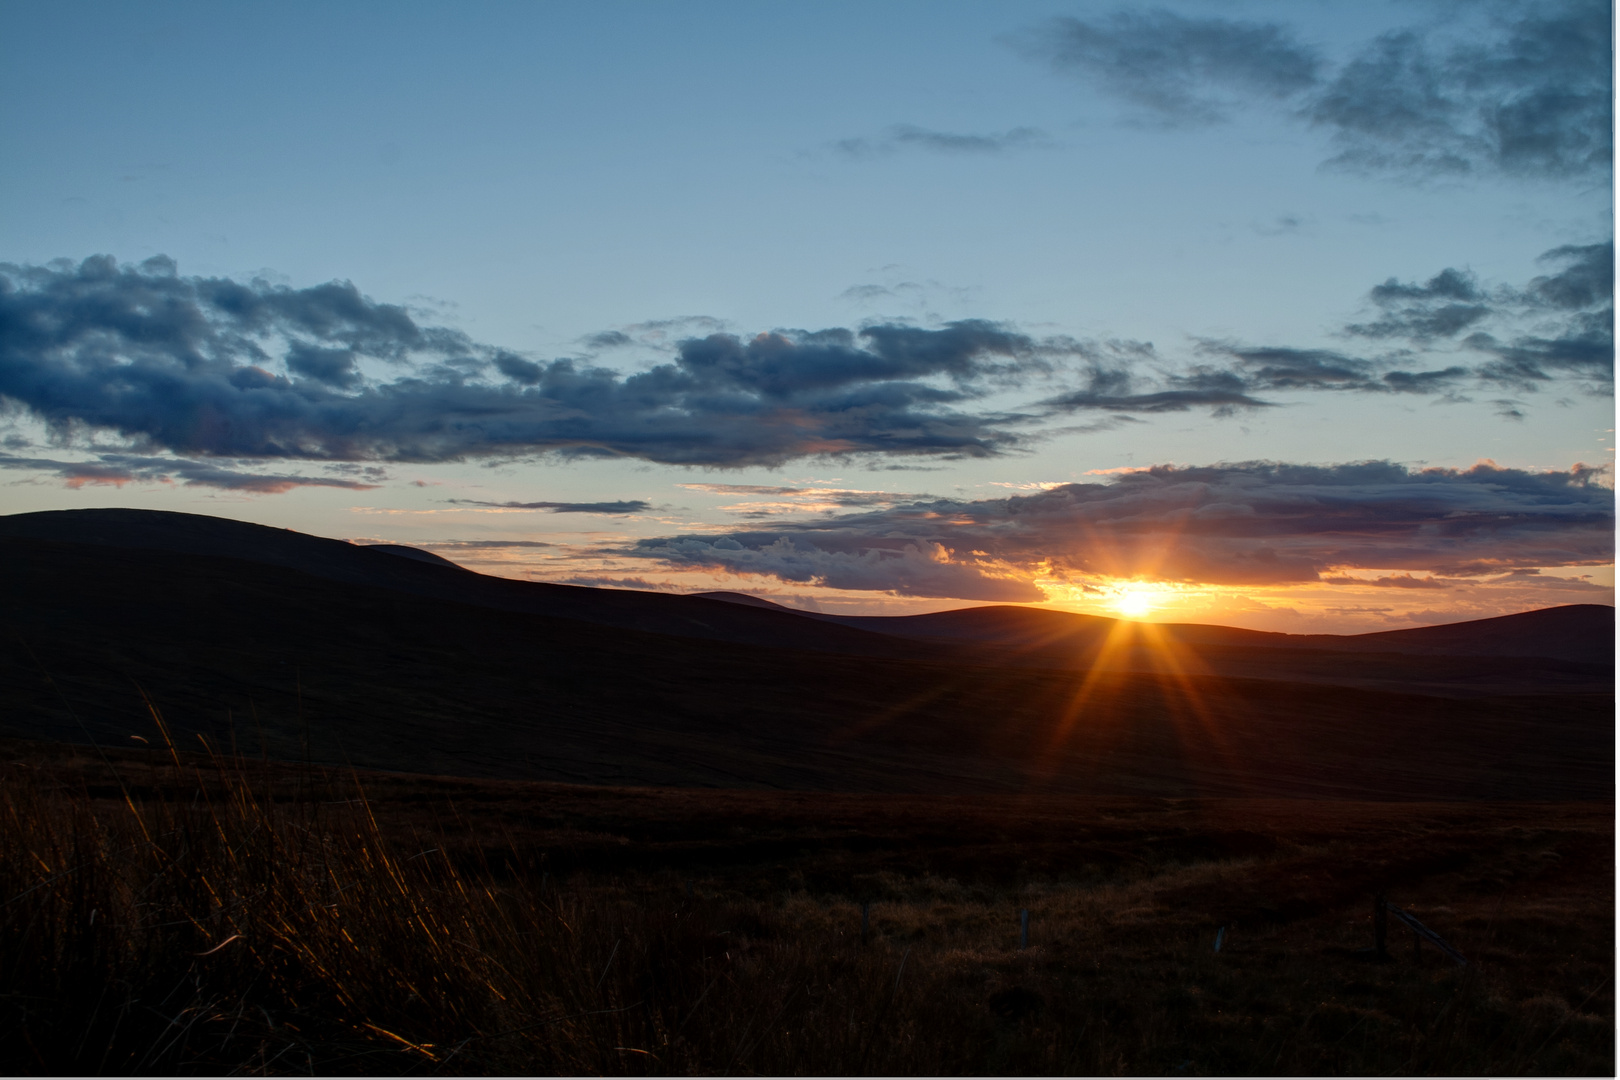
[2,734,1609,1075]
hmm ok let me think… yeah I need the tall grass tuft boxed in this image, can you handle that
[0,736,966,1074]
[0,725,1610,1075]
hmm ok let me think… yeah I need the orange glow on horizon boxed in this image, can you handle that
[1113,585,1158,620]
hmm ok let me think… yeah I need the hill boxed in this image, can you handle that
[697,594,1614,665]
[0,508,1610,800]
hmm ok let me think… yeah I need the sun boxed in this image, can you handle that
[1115,587,1156,619]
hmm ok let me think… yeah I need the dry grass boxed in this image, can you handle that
[0,735,1610,1075]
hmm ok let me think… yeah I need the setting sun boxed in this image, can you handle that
[1115,587,1157,619]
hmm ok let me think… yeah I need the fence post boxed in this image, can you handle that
[1374,893,1388,959]
[1019,909,1029,950]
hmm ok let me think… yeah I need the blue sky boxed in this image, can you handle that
[0,0,1612,630]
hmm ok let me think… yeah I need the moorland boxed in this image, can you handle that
[0,508,1611,1074]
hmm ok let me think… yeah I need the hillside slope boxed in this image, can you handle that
[0,518,1609,800]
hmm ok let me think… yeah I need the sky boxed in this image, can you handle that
[0,0,1612,632]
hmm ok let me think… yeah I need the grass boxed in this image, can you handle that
[0,731,1611,1075]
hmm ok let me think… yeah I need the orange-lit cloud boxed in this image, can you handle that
[618,460,1613,621]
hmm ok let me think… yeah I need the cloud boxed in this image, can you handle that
[445,498,650,514]
[0,450,381,493]
[582,316,728,351]
[634,534,1045,602]
[677,482,933,517]
[1035,340,1469,418]
[836,125,1049,158]
[838,285,896,303]
[1349,268,1491,341]
[678,483,926,507]
[580,330,633,350]
[415,539,554,549]
[1311,2,1611,180]
[2,245,1602,487]
[1346,242,1613,391]
[1021,0,1611,180]
[1252,215,1306,237]
[1528,242,1614,310]
[624,460,1613,598]
[1022,9,1321,125]
[1141,241,1612,411]
[0,257,1075,468]
[1041,385,1272,416]
[549,575,685,591]
[1322,573,1449,589]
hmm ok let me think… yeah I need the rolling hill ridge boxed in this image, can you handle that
[0,508,1610,800]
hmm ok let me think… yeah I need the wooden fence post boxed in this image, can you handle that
[1386,903,1467,967]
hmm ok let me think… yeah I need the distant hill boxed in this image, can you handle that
[3,509,1611,691]
[0,509,932,660]
[365,543,465,569]
[699,594,1615,666]
[692,591,801,612]
[0,508,1610,800]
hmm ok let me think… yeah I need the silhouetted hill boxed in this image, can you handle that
[0,509,933,660]
[365,543,464,568]
[0,508,1610,800]
[3,510,1611,698]
[701,596,1614,666]
[692,591,801,612]
[1310,605,1615,664]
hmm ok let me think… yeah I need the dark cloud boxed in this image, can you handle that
[1379,367,1472,394]
[1023,9,1321,124]
[550,575,685,591]
[1036,353,1273,418]
[678,482,933,517]
[836,125,1049,158]
[1345,242,1613,391]
[0,258,1075,468]
[1164,241,1613,410]
[1528,242,1614,309]
[0,450,381,493]
[493,352,544,384]
[1350,268,1491,341]
[417,539,554,549]
[1039,340,1471,420]
[1041,386,1271,416]
[1469,319,1614,390]
[680,483,926,505]
[285,343,362,388]
[626,461,1612,598]
[1023,0,1611,180]
[2,245,1603,485]
[1313,1,1612,179]
[634,534,1045,602]
[580,330,633,350]
[1322,573,1448,589]
[446,499,650,514]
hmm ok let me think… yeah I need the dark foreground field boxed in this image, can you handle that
[2,739,1610,1076]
